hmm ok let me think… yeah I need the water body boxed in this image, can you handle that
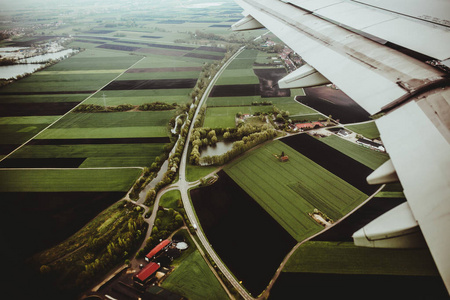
[18,49,76,63]
[0,63,45,79]
[199,141,234,158]
[0,48,76,79]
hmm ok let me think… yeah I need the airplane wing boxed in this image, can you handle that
[232,0,450,293]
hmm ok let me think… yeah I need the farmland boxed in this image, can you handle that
[162,249,229,300]
[269,194,446,299]
[224,139,370,241]
[319,135,389,170]
[0,1,268,298]
[203,48,318,129]
[191,170,296,296]
[1,0,423,299]
[0,168,142,192]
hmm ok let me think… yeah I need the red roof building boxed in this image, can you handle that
[145,239,171,261]
[134,262,160,284]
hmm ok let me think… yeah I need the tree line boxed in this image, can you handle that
[189,124,279,166]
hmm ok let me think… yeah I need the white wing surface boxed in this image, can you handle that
[233,0,450,293]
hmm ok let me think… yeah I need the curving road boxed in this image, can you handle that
[176,46,255,300]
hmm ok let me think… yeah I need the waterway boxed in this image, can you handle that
[0,64,45,80]
[0,48,77,79]
[18,48,76,63]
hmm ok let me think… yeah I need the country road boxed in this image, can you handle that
[175,45,255,300]
[125,45,253,300]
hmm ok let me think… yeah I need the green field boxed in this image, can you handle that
[35,126,168,139]
[0,168,142,192]
[203,106,273,128]
[159,189,182,210]
[49,111,173,129]
[345,121,381,139]
[203,48,317,129]
[161,250,228,300]
[8,144,165,159]
[320,135,389,170]
[224,140,367,241]
[283,241,439,276]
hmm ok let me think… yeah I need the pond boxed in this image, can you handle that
[191,171,296,296]
[199,141,234,158]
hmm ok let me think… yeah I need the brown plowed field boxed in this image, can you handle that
[135,48,187,56]
[210,84,260,97]
[102,79,197,90]
[184,52,224,60]
[0,102,80,116]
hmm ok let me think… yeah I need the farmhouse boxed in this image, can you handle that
[145,239,171,262]
[133,262,160,285]
[356,138,385,152]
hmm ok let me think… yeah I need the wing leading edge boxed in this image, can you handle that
[233,0,450,293]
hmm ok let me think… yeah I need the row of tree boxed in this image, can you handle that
[189,123,279,166]
[73,102,177,113]
[138,101,177,111]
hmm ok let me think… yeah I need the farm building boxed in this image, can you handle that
[356,138,385,152]
[145,239,171,262]
[337,129,351,137]
[134,262,160,285]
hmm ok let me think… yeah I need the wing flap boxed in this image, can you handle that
[376,91,450,292]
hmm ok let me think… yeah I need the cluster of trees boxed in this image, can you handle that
[77,204,147,286]
[36,201,147,295]
[74,104,110,112]
[189,128,218,165]
[205,126,278,166]
[190,124,279,166]
[137,208,185,258]
[0,57,16,66]
[138,101,177,111]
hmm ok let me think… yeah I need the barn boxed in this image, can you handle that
[134,262,160,285]
[145,239,171,261]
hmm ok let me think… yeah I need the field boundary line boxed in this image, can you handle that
[0,167,144,171]
[0,55,147,163]
[258,183,386,299]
